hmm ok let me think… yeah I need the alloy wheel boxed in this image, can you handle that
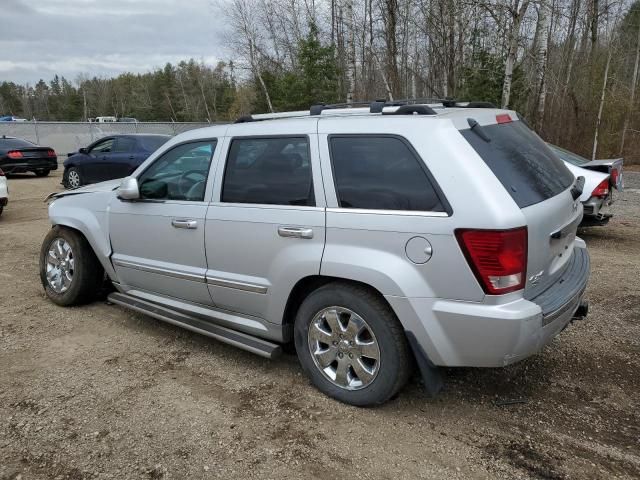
[307,306,381,390]
[45,238,75,293]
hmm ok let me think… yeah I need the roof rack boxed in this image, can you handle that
[233,98,497,123]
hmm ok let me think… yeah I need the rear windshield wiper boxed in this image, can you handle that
[467,118,491,142]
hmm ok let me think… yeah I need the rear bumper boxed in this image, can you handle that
[582,195,610,217]
[387,244,590,368]
[1,159,58,173]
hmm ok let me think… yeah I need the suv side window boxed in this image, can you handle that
[90,138,114,154]
[329,136,445,212]
[113,137,136,153]
[137,141,216,202]
[222,137,314,206]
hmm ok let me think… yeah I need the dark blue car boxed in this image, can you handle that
[63,134,171,188]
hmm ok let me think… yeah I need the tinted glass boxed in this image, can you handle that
[138,141,216,201]
[547,143,589,166]
[113,137,136,153]
[461,121,574,208]
[222,137,314,206]
[0,138,35,149]
[90,139,114,153]
[329,136,445,212]
[140,135,170,152]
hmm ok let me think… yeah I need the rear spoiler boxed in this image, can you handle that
[581,158,623,191]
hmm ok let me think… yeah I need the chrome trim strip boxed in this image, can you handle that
[326,208,448,217]
[205,276,268,294]
[113,259,205,283]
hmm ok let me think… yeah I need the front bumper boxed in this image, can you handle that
[1,159,58,173]
[386,244,590,368]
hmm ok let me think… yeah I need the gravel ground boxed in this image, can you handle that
[1,170,638,480]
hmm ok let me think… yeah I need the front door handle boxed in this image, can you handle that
[278,226,314,239]
[172,219,198,229]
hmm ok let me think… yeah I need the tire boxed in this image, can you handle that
[64,167,82,189]
[294,281,411,406]
[39,226,104,306]
[35,169,50,177]
[0,206,3,216]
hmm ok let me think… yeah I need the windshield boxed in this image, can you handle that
[461,120,574,208]
[547,143,590,166]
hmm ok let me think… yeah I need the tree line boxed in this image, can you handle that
[1,0,640,162]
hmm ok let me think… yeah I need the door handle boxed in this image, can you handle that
[278,226,313,239]
[171,219,198,229]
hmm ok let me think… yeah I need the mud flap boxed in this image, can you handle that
[406,331,444,397]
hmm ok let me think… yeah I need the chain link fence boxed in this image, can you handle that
[0,122,217,160]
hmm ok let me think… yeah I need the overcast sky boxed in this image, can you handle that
[1,0,230,85]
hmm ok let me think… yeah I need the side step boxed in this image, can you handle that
[107,292,282,359]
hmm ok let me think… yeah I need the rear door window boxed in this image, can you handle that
[221,137,314,206]
[328,136,446,212]
[461,120,574,208]
[113,137,136,153]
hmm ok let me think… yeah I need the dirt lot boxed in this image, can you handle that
[1,170,638,480]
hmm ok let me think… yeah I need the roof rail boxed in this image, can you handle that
[232,98,498,123]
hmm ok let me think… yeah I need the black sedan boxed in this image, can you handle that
[0,136,58,176]
[63,134,171,189]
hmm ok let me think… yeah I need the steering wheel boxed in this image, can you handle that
[177,170,207,198]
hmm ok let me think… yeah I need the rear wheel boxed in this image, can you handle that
[35,169,50,177]
[294,282,411,406]
[64,167,82,189]
[39,226,104,306]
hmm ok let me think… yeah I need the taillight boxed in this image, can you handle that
[7,150,23,159]
[610,169,619,186]
[496,113,512,124]
[592,178,609,198]
[47,149,56,157]
[455,227,528,295]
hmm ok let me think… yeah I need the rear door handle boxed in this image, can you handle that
[172,219,198,229]
[278,226,313,239]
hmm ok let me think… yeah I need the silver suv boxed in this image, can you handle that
[40,101,590,406]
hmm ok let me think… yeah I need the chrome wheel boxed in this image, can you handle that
[67,170,80,188]
[45,238,74,293]
[307,306,381,390]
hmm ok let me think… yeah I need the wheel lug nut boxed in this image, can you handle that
[338,353,343,358]
[332,341,338,346]
[349,353,353,359]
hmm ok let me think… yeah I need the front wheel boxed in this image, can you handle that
[35,169,50,177]
[39,226,104,306]
[294,282,412,406]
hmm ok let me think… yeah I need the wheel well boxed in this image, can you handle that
[282,275,395,329]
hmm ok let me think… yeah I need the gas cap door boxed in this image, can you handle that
[405,236,433,264]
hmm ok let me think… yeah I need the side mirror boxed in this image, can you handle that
[117,176,140,200]
[79,147,88,154]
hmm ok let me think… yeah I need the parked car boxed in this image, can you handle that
[88,116,117,123]
[63,134,171,188]
[0,115,27,122]
[0,168,7,216]
[0,136,58,176]
[548,143,623,226]
[40,101,590,406]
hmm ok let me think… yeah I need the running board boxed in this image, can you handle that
[107,292,282,359]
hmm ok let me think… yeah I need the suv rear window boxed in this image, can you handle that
[461,120,574,208]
